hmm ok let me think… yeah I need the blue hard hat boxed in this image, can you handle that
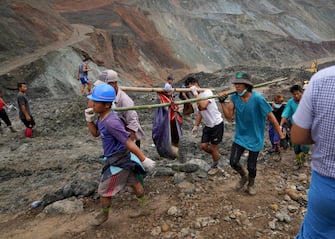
[87,84,116,102]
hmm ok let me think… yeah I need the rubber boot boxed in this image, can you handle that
[25,128,32,138]
[235,167,248,190]
[136,194,147,207]
[91,207,109,226]
[137,174,144,187]
[247,176,256,195]
[294,153,303,169]
[129,195,150,218]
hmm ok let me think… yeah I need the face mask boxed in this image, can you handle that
[238,89,247,97]
[274,103,282,109]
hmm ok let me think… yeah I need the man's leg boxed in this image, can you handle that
[80,84,85,94]
[131,182,146,206]
[230,142,248,189]
[200,142,219,168]
[246,150,259,195]
[91,196,111,226]
[87,82,92,94]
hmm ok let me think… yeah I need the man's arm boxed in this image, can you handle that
[87,121,100,137]
[268,112,285,139]
[197,99,210,111]
[125,138,145,161]
[291,124,314,144]
[279,117,287,127]
[20,104,31,121]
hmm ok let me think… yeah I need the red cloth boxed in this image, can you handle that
[158,93,183,124]
[0,100,3,111]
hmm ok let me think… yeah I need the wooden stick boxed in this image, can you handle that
[119,86,215,92]
[113,77,288,111]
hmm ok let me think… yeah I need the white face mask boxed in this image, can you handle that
[274,103,282,109]
[238,89,247,97]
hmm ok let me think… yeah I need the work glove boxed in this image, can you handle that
[84,108,96,122]
[218,96,227,103]
[192,125,199,136]
[142,157,156,171]
[190,86,199,96]
[280,138,289,149]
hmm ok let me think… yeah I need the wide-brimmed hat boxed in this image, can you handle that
[232,72,253,86]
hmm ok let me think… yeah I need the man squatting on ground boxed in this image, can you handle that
[219,72,288,195]
[85,84,156,226]
[188,76,224,169]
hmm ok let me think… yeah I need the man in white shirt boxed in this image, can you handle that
[188,77,224,168]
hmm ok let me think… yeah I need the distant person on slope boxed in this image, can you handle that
[0,96,17,134]
[77,56,92,95]
[219,72,288,195]
[17,82,35,138]
[280,84,310,169]
[85,84,156,226]
[291,65,335,239]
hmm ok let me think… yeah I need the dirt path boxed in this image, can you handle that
[0,24,93,76]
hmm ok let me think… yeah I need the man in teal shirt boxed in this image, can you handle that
[280,85,310,168]
[219,72,288,195]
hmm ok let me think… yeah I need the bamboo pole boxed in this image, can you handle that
[119,86,215,92]
[113,77,288,111]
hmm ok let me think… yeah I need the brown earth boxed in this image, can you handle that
[0,90,312,239]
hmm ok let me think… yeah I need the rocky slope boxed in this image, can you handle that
[1,0,335,99]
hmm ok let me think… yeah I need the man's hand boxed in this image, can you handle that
[218,96,227,103]
[190,86,199,96]
[142,157,156,171]
[85,108,96,122]
[280,138,289,149]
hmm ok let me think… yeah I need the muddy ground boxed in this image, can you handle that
[0,65,321,238]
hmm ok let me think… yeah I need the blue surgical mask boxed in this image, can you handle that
[238,89,247,96]
[274,103,282,109]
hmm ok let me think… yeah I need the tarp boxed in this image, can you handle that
[152,93,183,159]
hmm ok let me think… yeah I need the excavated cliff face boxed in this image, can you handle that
[0,1,72,62]
[53,1,190,86]
[0,0,335,96]
[134,0,335,70]
[49,0,335,85]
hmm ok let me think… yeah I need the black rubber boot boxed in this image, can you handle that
[235,167,248,190]
[247,176,256,195]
